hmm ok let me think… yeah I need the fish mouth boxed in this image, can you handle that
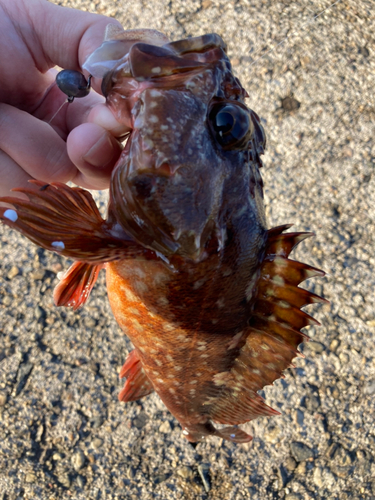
[84,33,232,99]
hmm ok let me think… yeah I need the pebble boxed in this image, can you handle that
[285,494,302,500]
[30,269,46,280]
[285,456,297,472]
[263,425,281,443]
[7,266,19,279]
[132,412,148,429]
[154,472,171,484]
[92,438,103,449]
[290,442,314,462]
[177,466,193,479]
[71,450,86,472]
[76,475,86,488]
[0,393,7,406]
[25,473,36,483]
[306,341,324,354]
[159,420,172,434]
[364,379,375,395]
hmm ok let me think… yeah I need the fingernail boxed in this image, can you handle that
[82,133,115,168]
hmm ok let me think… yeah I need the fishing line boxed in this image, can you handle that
[48,99,69,125]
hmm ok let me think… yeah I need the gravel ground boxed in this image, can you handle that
[1,0,374,499]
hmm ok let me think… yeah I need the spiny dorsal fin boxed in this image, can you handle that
[206,226,326,433]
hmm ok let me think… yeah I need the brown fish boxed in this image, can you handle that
[0,31,326,443]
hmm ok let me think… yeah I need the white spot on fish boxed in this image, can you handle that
[150,89,162,97]
[134,281,148,294]
[197,345,206,351]
[155,359,163,367]
[193,278,206,290]
[169,388,175,394]
[3,209,18,222]
[216,298,225,308]
[182,429,189,436]
[157,297,169,308]
[160,125,169,131]
[149,115,159,123]
[51,241,65,251]
[174,366,182,371]
[128,307,140,316]
[166,355,174,362]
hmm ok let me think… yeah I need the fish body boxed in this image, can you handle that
[0,31,326,443]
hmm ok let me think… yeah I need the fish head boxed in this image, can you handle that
[85,33,267,261]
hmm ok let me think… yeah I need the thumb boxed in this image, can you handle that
[22,0,123,72]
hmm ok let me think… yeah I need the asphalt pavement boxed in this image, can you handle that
[0,0,374,498]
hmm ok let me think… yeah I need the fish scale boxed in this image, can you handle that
[0,29,326,443]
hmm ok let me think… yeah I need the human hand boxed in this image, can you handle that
[0,0,129,197]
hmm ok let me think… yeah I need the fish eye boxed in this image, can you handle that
[209,103,253,150]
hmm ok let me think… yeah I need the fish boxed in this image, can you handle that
[0,28,327,444]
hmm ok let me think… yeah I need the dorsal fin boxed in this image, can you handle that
[205,226,327,436]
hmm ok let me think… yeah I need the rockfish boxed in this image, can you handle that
[0,29,326,443]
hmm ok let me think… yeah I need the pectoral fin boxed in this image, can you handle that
[0,181,154,264]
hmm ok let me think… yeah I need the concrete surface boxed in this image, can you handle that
[0,0,374,499]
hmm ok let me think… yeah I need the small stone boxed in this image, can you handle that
[154,472,171,484]
[276,465,287,488]
[92,438,103,449]
[7,266,20,279]
[177,466,193,479]
[58,473,71,488]
[364,379,375,395]
[306,341,324,354]
[264,425,281,443]
[285,494,301,500]
[281,95,301,112]
[71,449,86,472]
[330,339,340,352]
[295,461,307,475]
[285,456,297,471]
[0,392,7,406]
[76,475,86,488]
[290,442,314,462]
[159,420,172,434]
[339,352,350,364]
[132,412,148,429]
[313,467,324,487]
[30,269,46,280]
[35,424,44,442]
[25,473,36,483]
[52,452,63,461]
[2,295,12,306]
